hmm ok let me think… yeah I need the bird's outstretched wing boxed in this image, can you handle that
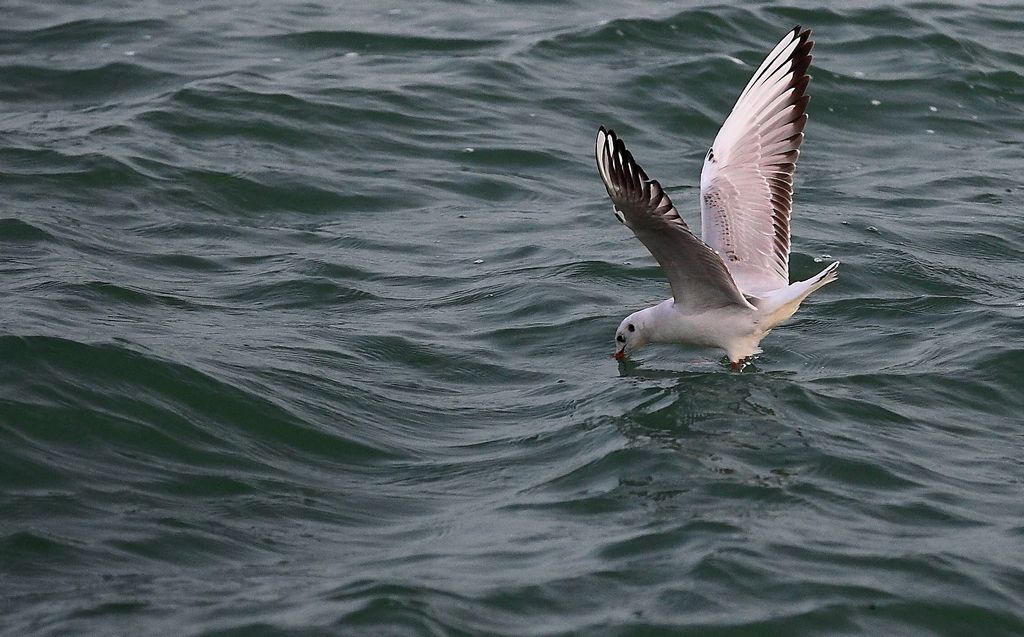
[596,127,752,311]
[700,26,813,296]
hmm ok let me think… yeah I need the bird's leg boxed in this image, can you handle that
[730,356,754,371]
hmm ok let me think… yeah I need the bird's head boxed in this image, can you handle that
[613,312,649,361]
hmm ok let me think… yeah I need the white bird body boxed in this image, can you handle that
[597,27,838,368]
[623,300,760,360]
[623,260,838,364]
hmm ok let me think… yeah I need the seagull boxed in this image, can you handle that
[596,26,838,369]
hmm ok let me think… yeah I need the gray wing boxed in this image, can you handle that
[596,127,752,311]
[700,26,813,296]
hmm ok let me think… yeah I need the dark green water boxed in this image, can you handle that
[2,1,1023,635]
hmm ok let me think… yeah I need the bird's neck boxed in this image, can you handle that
[637,299,677,343]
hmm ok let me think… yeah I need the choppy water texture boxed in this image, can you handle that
[3,1,1024,635]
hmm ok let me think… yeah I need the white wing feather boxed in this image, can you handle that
[700,27,814,296]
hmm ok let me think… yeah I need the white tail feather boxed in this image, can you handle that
[758,261,839,327]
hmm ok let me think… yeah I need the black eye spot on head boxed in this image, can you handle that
[627,324,635,332]
[616,334,625,343]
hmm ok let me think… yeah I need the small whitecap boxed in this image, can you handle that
[344,51,359,58]
[971,115,978,120]
[387,8,401,15]
[463,147,474,153]
[615,29,624,37]
[866,226,879,233]
[726,56,745,65]
[827,107,834,112]
[870,99,881,106]
[143,34,152,40]
[101,42,110,49]
[125,50,136,56]
[272,57,282,62]
[929,105,938,112]
[473,259,484,264]
[623,261,631,265]
[926,129,935,134]
[853,70,865,77]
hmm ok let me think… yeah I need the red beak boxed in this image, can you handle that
[613,349,625,361]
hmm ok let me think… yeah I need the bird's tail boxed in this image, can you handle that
[758,261,839,328]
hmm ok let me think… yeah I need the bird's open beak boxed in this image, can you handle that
[613,349,625,361]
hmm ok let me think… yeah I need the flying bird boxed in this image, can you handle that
[596,26,838,369]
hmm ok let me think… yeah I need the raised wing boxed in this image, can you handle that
[597,127,752,311]
[700,26,813,296]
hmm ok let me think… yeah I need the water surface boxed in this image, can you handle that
[2,1,1023,635]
